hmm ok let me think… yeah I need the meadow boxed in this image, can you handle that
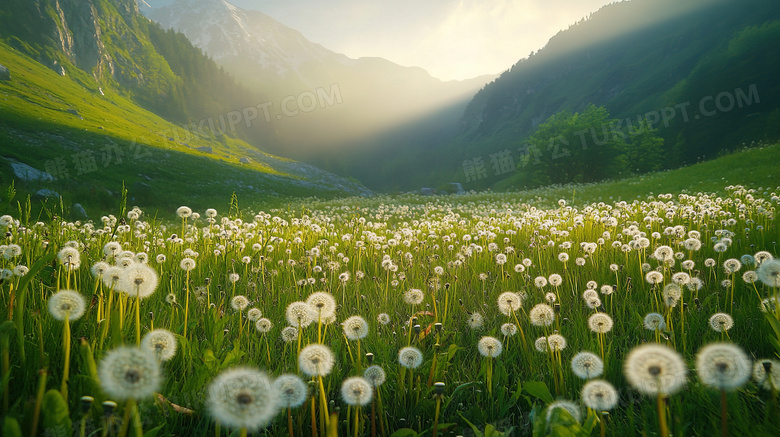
[1,183,780,437]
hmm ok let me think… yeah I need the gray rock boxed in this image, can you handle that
[69,203,88,220]
[239,157,252,164]
[9,160,55,182]
[34,189,60,199]
[66,108,83,120]
[196,146,213,153]
[0,64,9,81]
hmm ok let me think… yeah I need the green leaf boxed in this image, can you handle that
[14,252,56,362]
[523,381,554,404]
[41,389,72,437]
[144,424,165,437]
[1,417,23,437]
[390,428,419,437]
[458,413,484,437]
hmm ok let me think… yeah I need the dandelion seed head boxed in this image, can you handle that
[281,326,298,343]
[404,288,424,305]
[341,377,373,406]
[255,318,273,333]
[363,365,386,387]
[48,290,86,321]
[753,359,780,390]
[342,315,369,340]
[571,351,604,379]
[696,343,751,391]
[247,308,262,322]
[299,344,335,377]
[398,346,423,369]
[497,291,523,315]
[141,329,177,361]
[708,313,733,332]
[529,304,555,327]
[501,323,518,337]
[98,346,162,401]
[588,313,613,334]
[377,313,391,325]
[306,292,337,320]
[467,312,484,330]
[477,336,503,358]
[286,301,315,328]
[274,374,308,408]
[643,313,666,331]
[546,400,582,425]
[624,343,687,396]
[581,380,618,411]
[207,367,279,431]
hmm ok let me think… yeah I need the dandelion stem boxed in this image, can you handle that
[30,368,47,437]
[720,389,728,437]
[657,394,669,437]
[432,395,442,437]
[61,314,71,401]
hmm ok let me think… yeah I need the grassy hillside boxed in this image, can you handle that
[429,0,780,190]
[0,41,365,218]
[493,141,780,206]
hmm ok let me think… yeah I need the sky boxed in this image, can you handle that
[227,0,617,81]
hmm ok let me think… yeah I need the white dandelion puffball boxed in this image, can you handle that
[708,313,734,332]
[546,400,582,425]
[696,343,751,391]
[299,344,335,377]
[757,259,780,287]
[102,266,125,290]
[176,206,192,218]
[231,295,250,312]
[398,346,423,369]
[57,246,81,269]
[547,334,567,352]
[286,301,315,328]
[247,308,262,322]
[98,346,162,401]
[501,323,518,337]
[581,380,619,411]
[341,377,373,406]
[377,313,391,325]
[588,313,613,334]
[281,326,298,343]
[180,257,196,271]
[624,343,687,396]
[497,291,523,315]
[48,290,86,321]
[141,329,178,361]
[120,264,158,299]
[477,336,503,358]
[529,304,555,327]
[274,374,308,408]
[342,315,369,340]
[404,288,424,305]
[363,365,387,387]
[207,367,279,431]
[643,313,666,331]
[753,359,780,390]
[571,351,604,379]
[306,292,337,320]
[255,318,273,333]
[467,312,484,330]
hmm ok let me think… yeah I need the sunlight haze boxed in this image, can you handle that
[229,0,617,80]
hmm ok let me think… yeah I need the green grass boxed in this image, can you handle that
[1,181,779,437]
[493,142,780,206]
[0,41,358,218]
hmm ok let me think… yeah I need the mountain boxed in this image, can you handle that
[137,0,493,190]
[441,0,780,189]
[0,0,370,216]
